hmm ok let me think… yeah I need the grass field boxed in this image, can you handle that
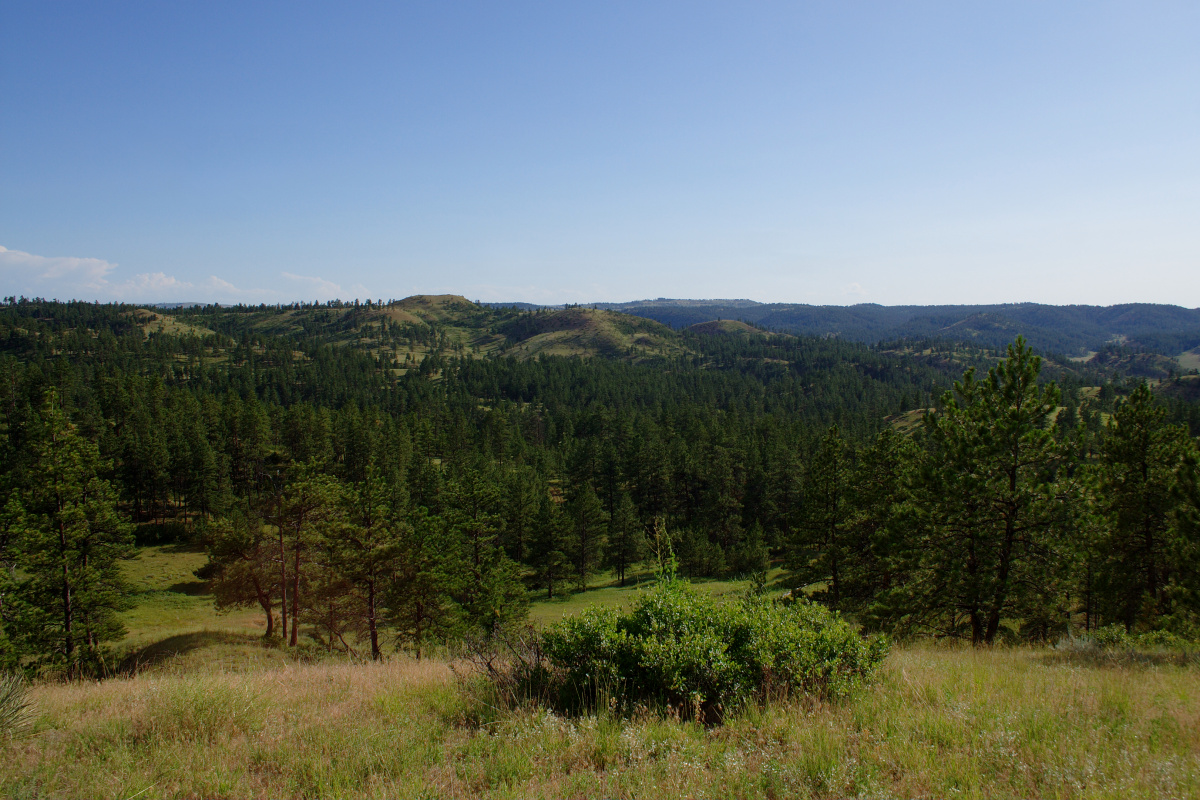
[117,544,763,642]
[4,645,1197,799]
[2,546,1193,798]
[1176,348,1200,373]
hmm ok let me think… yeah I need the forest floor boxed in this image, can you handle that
[3,546,1197,798]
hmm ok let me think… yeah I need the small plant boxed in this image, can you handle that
[0,671,35,741]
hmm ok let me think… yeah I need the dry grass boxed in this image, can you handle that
[4,646,1197,799]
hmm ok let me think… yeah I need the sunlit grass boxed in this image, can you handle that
[118,544,264,652]
[525,568,778,627]
[83,547,1198,797]
[5,646,1196,799]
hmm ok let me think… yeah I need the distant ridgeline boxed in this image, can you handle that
[1,296,1199,674]
[561,300,1200,359]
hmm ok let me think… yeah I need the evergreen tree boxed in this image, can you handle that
[566,482,608,590]
[837,429,916,625]
[9,394,134,676]
[334,464,406,659]
[1164,449,1200,636]
[531,492,571,599]
[1090,384,1194,630]
[197,504,279,637]
[898,338,1069,645]
[787,426,854,608]
[605,492,645,586]
[390,508,458,659]
[269,467,344,647]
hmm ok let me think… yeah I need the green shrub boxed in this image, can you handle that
[539,579,888,720]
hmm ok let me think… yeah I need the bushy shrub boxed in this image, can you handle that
[539,580,888,720]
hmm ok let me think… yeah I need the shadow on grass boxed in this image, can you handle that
[1038,648,1199,669]
[531,571,659,604]
[159,541,206,554]
[167,580,209,596]
[118,631,265,675]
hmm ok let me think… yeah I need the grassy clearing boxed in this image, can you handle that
[88,550,1196,797]
[526,569,767,627]
[4,646,1196,799]
[118,545,763,642]
[1175,348,1200,372]
[119,544,263,653]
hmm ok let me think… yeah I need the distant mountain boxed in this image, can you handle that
[573,300,1200,358]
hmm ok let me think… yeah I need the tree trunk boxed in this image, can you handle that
[252,575,274,637]
[367,577,380,660]
[278,527,289,645]
[289,543,301,647]
[59,518,75,673]
[984,501,1019,645]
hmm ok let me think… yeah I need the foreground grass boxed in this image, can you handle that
[4,646,1197,799]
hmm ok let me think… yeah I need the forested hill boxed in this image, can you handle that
[3,296,1200,673]
[581,299,1200,358]
[0,296,999,440]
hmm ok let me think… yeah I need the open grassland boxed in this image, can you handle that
[4,646,1197,799]
[119,544,765,639]
[119,545,264,652]
[1176,348,1200,372]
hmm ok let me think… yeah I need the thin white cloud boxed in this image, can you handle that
[202,275,278,302]
[115,272,195,296]
[0,245,293,305]
[0,245,117,291]
[3,245,423,305]
[459,282,600,304]
[281,271,342,300]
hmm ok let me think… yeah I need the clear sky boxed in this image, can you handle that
[2,2,1198,307]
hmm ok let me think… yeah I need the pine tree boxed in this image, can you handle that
[268,467,344,647]
[787,426,854,608]
[335,464,406,659]
[566,482,608,590]
[900,338,1069,645]
[605,492,645,586]
[197,504,279,637]
[531,492,571,599]
[10,393,134,677]
[1090,384,1194,630]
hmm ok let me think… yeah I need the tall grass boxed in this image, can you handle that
[2,646,1197,799]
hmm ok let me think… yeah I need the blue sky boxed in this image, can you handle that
[2,2,1198,306]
